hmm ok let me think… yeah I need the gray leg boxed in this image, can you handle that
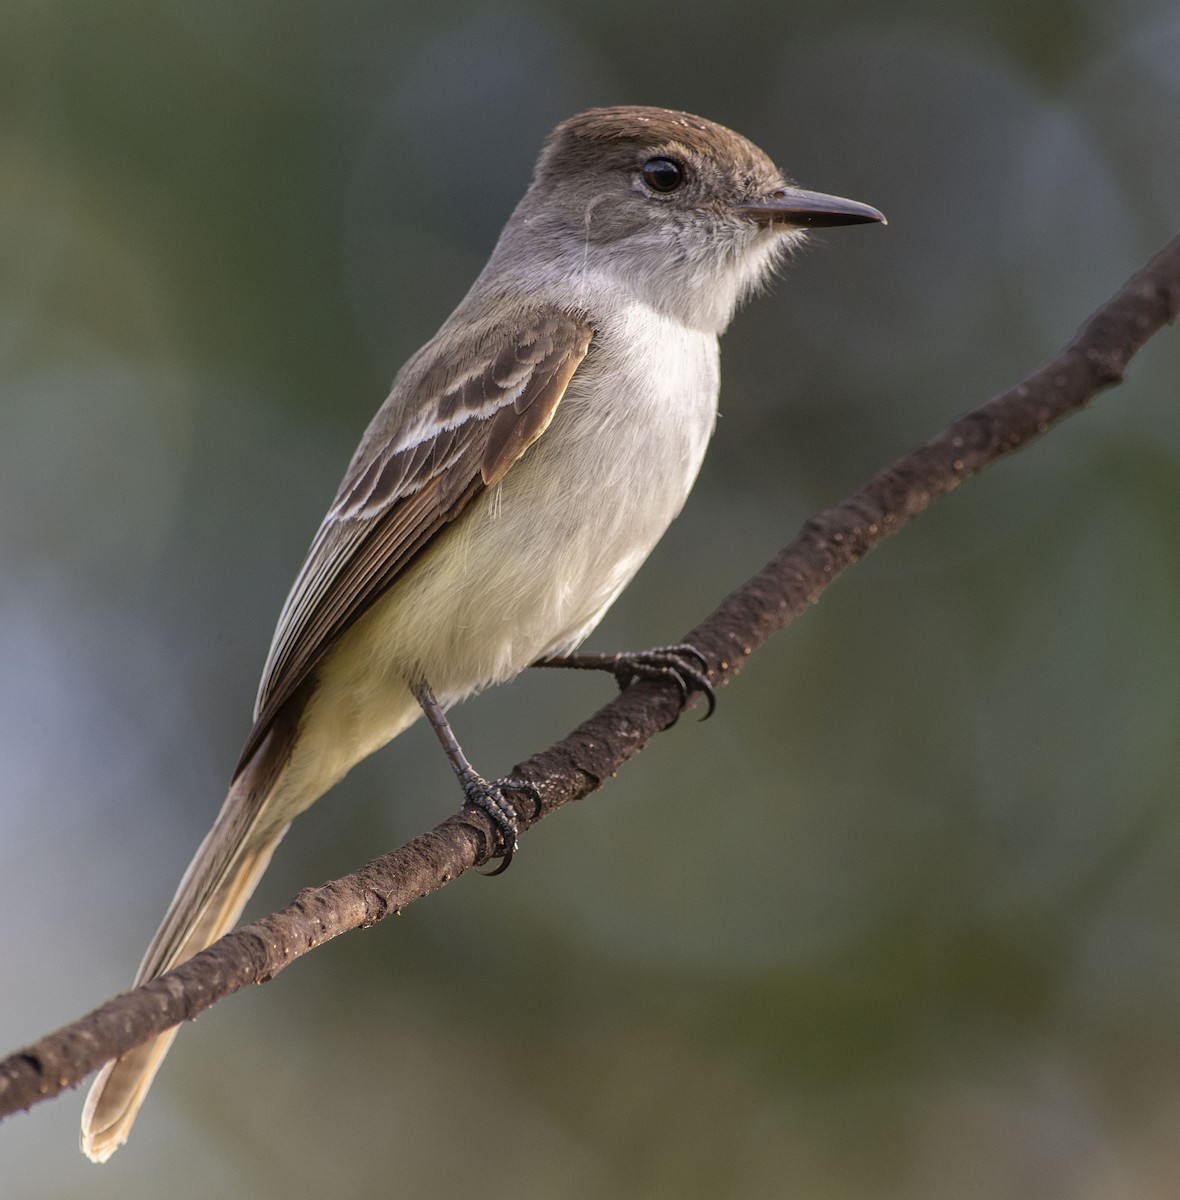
[412,681,540,873]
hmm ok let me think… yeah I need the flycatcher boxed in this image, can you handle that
[80,105,884,1160]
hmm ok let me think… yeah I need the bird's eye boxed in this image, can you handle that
[640,157,685,193]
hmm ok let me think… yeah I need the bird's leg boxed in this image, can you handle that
[533,643,716,721]
[412,681,540,874]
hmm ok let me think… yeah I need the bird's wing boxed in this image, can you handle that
[236,305,594,771]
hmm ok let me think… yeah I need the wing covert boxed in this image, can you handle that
[236,305,593,772]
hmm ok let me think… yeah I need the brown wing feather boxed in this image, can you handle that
[235,307,593,773]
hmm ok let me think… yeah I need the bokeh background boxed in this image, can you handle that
[3,1,1180,1197]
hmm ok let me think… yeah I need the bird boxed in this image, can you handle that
[80,104,884,1161]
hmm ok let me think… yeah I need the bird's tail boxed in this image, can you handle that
[80,726,295,1163]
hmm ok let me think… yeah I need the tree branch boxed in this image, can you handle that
[3,234,1178,1125]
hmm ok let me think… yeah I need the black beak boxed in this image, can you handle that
[736,186,886,228]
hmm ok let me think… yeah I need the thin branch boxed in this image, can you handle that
[3,235,1178,1124]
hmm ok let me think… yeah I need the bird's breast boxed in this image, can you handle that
[457,304,720,669]
[548,303,720,509]
[329,305,721,709]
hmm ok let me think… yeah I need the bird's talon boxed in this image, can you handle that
[462,774,537,874]
[610,644,714,718]
[480,853,512,876]
[534,643,716,719]
[672,643,710,673]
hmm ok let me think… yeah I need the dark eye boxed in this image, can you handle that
[640,157,685,193]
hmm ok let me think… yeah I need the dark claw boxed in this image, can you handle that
[481,843,514,877]
[460,773,540,875]
[533,642,717,720]
[612,643,716,722]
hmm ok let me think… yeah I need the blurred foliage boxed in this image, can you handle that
[3,1,1180,1197]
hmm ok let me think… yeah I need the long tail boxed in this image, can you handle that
[80,724,296,1163]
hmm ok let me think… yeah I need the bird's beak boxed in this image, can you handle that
[736,187,886,228]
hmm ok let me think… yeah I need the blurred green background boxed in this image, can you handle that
[3,1,1180,1196]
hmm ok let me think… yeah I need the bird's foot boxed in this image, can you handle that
[536,643,716,722]
[459,771,542,876]
[609,644,716,719]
